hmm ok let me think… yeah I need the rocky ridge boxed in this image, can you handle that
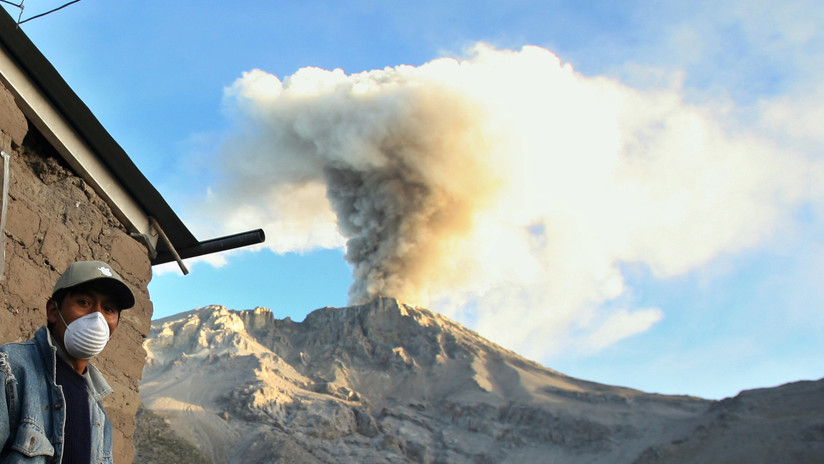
[138,297,824,463]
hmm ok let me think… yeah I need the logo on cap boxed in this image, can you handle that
[98,266,113,277]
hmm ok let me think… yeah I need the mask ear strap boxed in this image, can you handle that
[55,304,70,329]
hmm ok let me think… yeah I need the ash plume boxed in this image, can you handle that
[321,89,501,306]
[202,44,818,360]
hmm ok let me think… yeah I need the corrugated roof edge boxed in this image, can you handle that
[0,9,264,265]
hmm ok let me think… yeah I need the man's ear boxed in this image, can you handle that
[46,299,59,325]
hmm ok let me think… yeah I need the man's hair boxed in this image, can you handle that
[51,289,69,308]
[47,289,69,331]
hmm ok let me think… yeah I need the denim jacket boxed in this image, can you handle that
[0,327,114,464]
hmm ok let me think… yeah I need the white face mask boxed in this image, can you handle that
[57,311,111,360]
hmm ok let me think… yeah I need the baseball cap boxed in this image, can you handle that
[52,260,136,310]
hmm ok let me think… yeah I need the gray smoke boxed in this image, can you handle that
[202,44,817,359]
[322,92,500,304]
[215,64,502,306]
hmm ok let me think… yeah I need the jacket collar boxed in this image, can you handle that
[35,326,114,401]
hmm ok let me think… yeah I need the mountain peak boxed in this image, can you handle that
[139,302,824,464]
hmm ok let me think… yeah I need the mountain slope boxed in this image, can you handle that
[139,298,823,464]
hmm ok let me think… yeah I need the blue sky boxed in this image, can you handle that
[6,0,823,400]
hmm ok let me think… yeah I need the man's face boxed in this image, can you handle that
[47,282,120,352]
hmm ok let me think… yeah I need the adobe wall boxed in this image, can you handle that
[0,81,153,464]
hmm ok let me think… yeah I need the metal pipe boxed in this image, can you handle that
[151,229,265,266]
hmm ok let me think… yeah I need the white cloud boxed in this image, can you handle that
[584,308,665,353]
[195,40,820,361]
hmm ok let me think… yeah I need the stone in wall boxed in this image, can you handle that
[0,77,26,154]
[0,80,154,464]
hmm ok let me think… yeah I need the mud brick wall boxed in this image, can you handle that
[0,80,154,464]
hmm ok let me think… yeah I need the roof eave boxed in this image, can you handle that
[0,9,264,266]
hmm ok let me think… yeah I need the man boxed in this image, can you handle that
[0,260,135,463]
